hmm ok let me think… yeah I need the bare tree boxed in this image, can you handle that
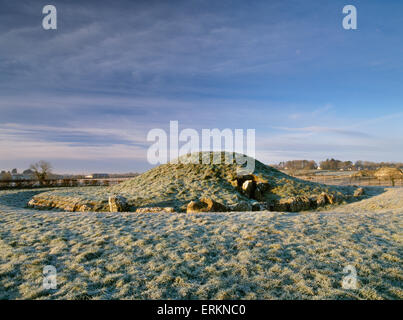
[30,161,52,185]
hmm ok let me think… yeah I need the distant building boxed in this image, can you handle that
[85,173,109,179]
[2,169,35,181]
[11,173,24,180]
[22,169,35,180]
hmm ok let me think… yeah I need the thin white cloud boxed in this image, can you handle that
[0,136,146,161]
[274,126,371,138]
[0,123,148,145]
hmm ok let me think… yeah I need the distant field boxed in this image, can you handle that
[0,188,402,300]
[283,170,403,187]
[313,171,355,176]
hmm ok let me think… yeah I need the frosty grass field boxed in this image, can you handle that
[0,187,402,300]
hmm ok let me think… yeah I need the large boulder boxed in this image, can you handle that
[27,196,79,212]
[27,198,38,208]
[230,174,271,201]
[108,195,128,212]
[27,197,55,210]
[316,192,328,207]
[200,198,228,212]
[186,200,205,213]
[354,187,365,197]
[254,182,270,201]
[242,180,254,198]
[354,188,365,197]
[315,192,343,207]
[236,174,255,185]
[187,198,228,213]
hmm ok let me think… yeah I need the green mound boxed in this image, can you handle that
[28,152,360,212]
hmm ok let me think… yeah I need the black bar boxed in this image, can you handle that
[0,300,398,319]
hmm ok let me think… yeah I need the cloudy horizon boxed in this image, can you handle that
[1,0,402,174]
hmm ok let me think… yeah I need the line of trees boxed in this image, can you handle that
[0,161,53,183]
[319,159,353,170]
[354,161,403,170]
[277,160,318,170]
[276,159,403,171]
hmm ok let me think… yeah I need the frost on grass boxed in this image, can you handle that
[0,188,402,300]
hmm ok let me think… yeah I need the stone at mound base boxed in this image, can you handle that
[78,204,93,212]
[316,193,328,207]
[108,195,128,212]
[254,182,270,201]
[242,180,254,198]
[136,207,175,213]
[326,193,336,205]
[272,199,290,211]
[251,201,269,211]
[187,200,204,213]
[272,196,312,212]
[27,196,80,212]
[233,174,271,201]
[308,196,318,209]
[27,199,36,208]
[294,196,311,211]
[229,201,252,212]
[187,198,228,213]
[354,187,365,197]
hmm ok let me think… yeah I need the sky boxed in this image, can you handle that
[0,0,402,173]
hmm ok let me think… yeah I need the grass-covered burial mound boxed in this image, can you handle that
[28,152,364,213]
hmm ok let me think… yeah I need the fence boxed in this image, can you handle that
[299,175,403,187]
[0,178,130,190]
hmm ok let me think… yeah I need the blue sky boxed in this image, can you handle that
[0,0,402,173]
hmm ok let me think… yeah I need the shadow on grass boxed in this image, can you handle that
[0,189,52,209]
[345,186,387,204]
